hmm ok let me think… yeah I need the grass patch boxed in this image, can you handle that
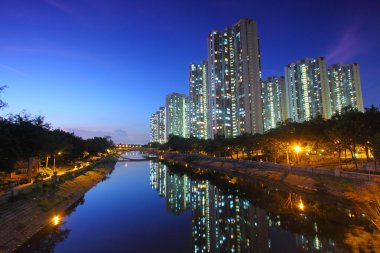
[8,192,28,202]
[16,222,26,231]
[312,174,356,193]
[62,173,75,181]
[38,198,57,211]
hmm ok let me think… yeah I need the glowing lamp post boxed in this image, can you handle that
[294,145,301,164]
[298,199,305,212]
[53,152,62,172]
[52,215,61,226]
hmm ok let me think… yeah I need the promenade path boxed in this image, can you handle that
[0,166,112,253]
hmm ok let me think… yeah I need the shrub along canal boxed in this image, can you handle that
[15,158,375,253]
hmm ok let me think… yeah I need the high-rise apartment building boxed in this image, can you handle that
[328,63,364,115]
[208,18,263,138]
[150,112,159,143]
[157,106,166,143]
[284,57,331,122]
[150,107,166,144]
[150,107,167,144]
[262,76,287,131]
[189,61,209,139]
[166,93,190,138]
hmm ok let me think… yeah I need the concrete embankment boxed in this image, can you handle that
[161,153,377,203]
[0,157,117,253]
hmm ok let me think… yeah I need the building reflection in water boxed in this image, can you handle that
[149,161,346,253]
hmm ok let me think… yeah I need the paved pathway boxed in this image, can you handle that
[0,167,111,253]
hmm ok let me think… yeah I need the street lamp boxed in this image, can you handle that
[53,152,62,172]
[52,215,61,226]
[294,145,301,164]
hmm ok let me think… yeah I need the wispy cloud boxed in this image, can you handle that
[43,0,75,15]
[326,25,371,63]
[0,63,25,76]
[64,128,138,144]
[3,45,78,58]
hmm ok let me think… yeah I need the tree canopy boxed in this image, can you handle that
[159,106,380,170]
[0,112,114,172]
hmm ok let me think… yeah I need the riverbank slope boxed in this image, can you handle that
[0,157,117,253]
[161,153,378,206]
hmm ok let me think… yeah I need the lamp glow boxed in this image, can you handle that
[299,200,305,211]
[52,215,60,225]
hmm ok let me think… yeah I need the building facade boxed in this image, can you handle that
[189,60,209,139]
[208,18,263,139]
[284,57,331,122]
[150,107,167,144]
[157,106,166,143]
[328,63,364,115]
[150,112,159,143]
[262,76,287,131]
[166,93,190,138]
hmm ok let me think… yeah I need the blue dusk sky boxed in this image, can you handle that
[0,0,379,144]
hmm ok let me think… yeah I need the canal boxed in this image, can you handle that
[16,159,371,253]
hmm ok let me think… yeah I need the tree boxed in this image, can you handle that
[0,118,19,171]
[0,110,103,172]
[0,85,7,110]
[362,106,380,170]
[373,133,380,170]
[332,109,366,169]
[85,136,114,155]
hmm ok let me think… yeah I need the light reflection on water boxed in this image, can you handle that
[149,161,353,253]
[16,158,374,253]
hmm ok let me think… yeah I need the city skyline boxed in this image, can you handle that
[151,18,366,141]
[1,0,379,144]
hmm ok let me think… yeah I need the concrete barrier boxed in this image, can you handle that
[162,152,380,183]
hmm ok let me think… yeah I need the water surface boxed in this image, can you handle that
[17,159,371,253]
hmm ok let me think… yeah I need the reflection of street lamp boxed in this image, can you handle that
[53,152,62,172]
[52,215,61,226]
[225,146,231,157]
[294,145,301,164]
[298,199,305,211]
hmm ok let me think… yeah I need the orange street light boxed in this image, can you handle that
[298,199,305,211]
[294,145,301,164]
[52,215,61,226]
[53,152,62,172]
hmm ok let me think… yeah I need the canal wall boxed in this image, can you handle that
[160,152,380,207]
[161,153,380,183]
[0,157,117,253]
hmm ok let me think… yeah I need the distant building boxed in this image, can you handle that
[328,63,364,115]
[262,76,287,131]
[166,93,190,138]
[189,61,209,139]
[150,107,167,144]
[208,18,263,138]
[150,112,159,143]
[284,57,331,122]
[157,106,166,143]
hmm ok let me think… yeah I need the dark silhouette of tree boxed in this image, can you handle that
[85,136,114,155]
[0,85,7,110]
[0,112,114,172]
[158,106,380,170]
